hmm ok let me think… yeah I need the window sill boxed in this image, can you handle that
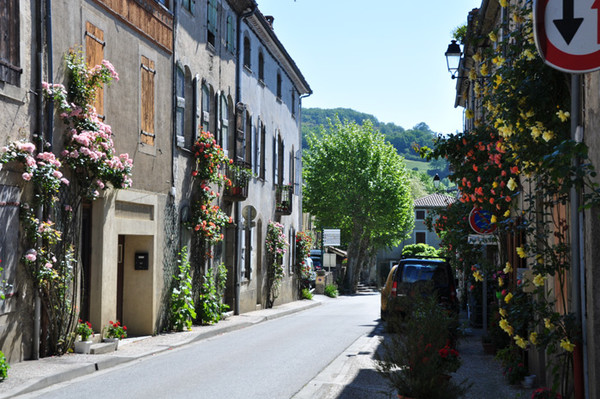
[258,79,265,88]
[206,42,217,55]
[0,84,26,104]
[244,65,252,74]
[276,96,282,104]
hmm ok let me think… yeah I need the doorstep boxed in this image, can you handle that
[90,341,117,354]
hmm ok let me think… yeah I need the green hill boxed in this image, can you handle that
[301,108,447,176]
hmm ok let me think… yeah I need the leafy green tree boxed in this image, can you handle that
[303,117,414,292]
[401,243,441,258]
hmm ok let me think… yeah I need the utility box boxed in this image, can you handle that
[315,271,333,294]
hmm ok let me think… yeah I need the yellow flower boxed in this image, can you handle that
[473,270,483,282]
[533,273,545,287]
[507,177,518,191]
[557,110,570,122]
[473,52,482,63]
[498,125,513,138]
[526,110,535,118]
[536,254,544,265]
[544,318,553,329]
[466,109,475,119]
[499,0,508,7]
[492,56,505,67]
[504,292,513,303]
[494,74,503,89]
[468,68,478,81]
[489,31,498,42]
[480,63,489,76]
[499,307,507,317]
[492,181,499,189]
[529,332,538,345]
[530,125,542,139]
[542,130,554,142]
[503,209,511,218]
[503,262,512,273]
[499,318,514,336]
[514,335,527,349]
[498,276,504,287]
[491,215,498,224]
[516,247,526,258]
[560,338,575,352]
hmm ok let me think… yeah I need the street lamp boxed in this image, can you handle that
[445,40,462,79]
[433,173,441,190]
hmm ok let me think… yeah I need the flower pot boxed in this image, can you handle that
[523,374,536,389]
[74,340,92,354]
[103,337,119,350]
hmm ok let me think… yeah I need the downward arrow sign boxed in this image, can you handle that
[553,0,584,45]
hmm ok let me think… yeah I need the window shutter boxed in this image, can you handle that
[295,149,302,194]
[201,84,210,133]
[190,0,195,15]
[175,66,185,147]
[193,75,200,143]
[85,22,105,117]
[221,95,229,153]
[273,135,278,183]
[0,0,21,86]
[235,103,246,162]
[208,0,217,35]
[140,56,156,146]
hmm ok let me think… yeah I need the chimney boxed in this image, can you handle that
[265,15,274,28]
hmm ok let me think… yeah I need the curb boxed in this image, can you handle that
[1,299,321,399]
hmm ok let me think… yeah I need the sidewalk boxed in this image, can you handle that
[293,313,537,399]
[0,298,322,399]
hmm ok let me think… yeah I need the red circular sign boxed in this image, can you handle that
[469,207,497,235]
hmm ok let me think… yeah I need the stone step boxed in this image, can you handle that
[90,341,118,354]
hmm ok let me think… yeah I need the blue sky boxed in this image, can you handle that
[256,0,482,135]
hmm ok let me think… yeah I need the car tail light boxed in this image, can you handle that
[391,281,397,297]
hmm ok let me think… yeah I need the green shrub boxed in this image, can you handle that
[171,247,196,331]
[197,263,230,325]
[401,243,440,258]
[301,288,313,300]
[324,284,338,298]
[0,351,9,381]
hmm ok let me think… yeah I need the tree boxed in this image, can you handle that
[303,117,414,292]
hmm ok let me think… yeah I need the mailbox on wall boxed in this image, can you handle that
[134,252,149,270]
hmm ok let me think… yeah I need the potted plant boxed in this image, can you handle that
[531,387,563,399]
[228,163,253,195]
[74,319,94,354]
[376,287,470,399]
[103,320,127,350]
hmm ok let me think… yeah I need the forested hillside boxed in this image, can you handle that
[301,108,437,162]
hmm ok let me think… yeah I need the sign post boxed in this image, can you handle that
[534,0,600,72]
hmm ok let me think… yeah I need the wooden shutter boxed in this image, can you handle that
[140,56,155,146]
[85,22,105,117]
[235,103,246,162]
[193,76,200,143]
[0,0,21,85]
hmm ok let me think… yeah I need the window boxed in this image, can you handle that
[207,0,217,47]
[258,52,264,82]
[254,120,260,174]
[291,91,296,117]
[140,56,156,146]
[289,148,294,189]
[276,72,282,99]
[244,111,252,164]
[226,15,236,54]
[415,232,426,244]
[416,210,426,220]
[201,83,210,133]
[0,0,21,86]
[243,37,251,69]
[175,65,185,146]
[85,22,105,117]
[277,134,284,185]
[260,123,266,179]
[219,94,229,154]
[182,0,195,14]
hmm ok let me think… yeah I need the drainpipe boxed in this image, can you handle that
[170,0,178,204]
[234,4,257,315]
[569,74,587,399]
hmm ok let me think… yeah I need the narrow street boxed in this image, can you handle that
[16,294,380,399]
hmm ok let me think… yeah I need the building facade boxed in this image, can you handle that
[0,0,309,363]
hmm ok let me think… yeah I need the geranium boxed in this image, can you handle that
[76,319,94,341]
[532,387,563,399]
[104,320,127,339]
[438,344,461,373]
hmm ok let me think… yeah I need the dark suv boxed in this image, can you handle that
[381,257,458,320]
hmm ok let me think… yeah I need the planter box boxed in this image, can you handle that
[74,340,92,354]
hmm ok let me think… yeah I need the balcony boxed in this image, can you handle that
[275,184,293,215]
[223,161,251,202]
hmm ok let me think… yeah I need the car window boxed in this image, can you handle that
[400,264,448,286]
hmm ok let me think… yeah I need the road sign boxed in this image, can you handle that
[534,0,600,73]
[323,229,341,246]
[469,207,497,235]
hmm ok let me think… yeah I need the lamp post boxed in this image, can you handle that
[445,39,462,79]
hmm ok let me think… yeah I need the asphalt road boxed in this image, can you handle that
[21,293,381,399]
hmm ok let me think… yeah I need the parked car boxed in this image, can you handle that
[310,249,323,270]
[303,257,317,287]
[380,257,458,321]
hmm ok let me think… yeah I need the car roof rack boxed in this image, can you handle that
[399,254,449,261]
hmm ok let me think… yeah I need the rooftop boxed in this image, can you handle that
[414,193,456,208]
